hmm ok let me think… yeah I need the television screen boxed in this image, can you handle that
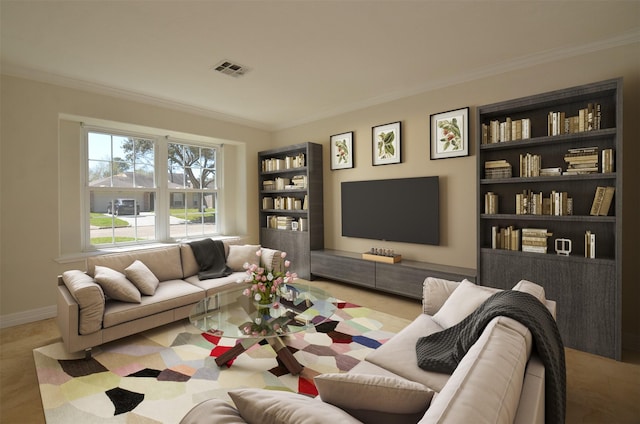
[341,176,439,245]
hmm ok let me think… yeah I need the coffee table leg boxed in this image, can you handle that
[215,338,260,367]
[268,337,303,375]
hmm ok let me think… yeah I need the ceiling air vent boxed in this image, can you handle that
[213,60,249,78]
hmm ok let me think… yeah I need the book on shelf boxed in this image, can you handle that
[519,153,541,177]
[585,231,596,258]
[484,192,498,214]
[484,160,512,179]
[548,103,601,136]
[491,225,520,251]
[601,148,614,173]
[540,167,562,176]
[590,186,615,216]
[521,228,553,254]
[564,146,599,175]
[481,118,530,144]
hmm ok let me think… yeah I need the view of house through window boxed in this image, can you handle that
[86,130,219,247]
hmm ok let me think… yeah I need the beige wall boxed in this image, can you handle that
[274,43,640,350]
[0,75,272,323]
[1,42,638,350]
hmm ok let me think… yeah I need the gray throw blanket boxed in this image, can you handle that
[416,290,565,424]
[188,239,232,280]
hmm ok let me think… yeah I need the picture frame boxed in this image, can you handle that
[372,121,401,166]
[430,107,469,159]
[330,131,354,170]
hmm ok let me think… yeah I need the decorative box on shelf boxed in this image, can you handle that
[361,252,402,264]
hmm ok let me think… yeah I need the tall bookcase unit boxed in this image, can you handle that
[258,142,323,280]
[476,78,622,360]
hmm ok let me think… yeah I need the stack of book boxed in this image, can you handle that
[519,153,541,177]
[274,177,291,190]
[263,180,275,190]
[521,228,553,254]
[550,190,572,216]
[291,175,307,189]
[564,147,599,175]
[539,167,562,177]
[484,160,512,179]
[276,216,293,230]
[491,226,520,251]
[515,190,543,215]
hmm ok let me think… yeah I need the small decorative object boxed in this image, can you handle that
[242,250,297,306]
[372,121,401,165]
[430,107,469,159]
[330,131,354,170]
[291,221,299,231]
[554,238,572,256]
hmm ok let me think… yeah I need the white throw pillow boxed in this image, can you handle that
[226,244,261,271]
[422,277,461,315]
[432,279,498,328]
[125,260,160,295]
[512,279,546,303]
[315,373,434,413]
[228,388,361,424]
[94,265,141,303]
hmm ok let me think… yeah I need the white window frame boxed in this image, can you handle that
[82,125,223,251]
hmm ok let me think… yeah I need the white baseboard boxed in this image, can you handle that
[0,305,57,329]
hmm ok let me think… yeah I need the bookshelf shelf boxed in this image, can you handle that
[258,142,323,279]
[476,78,622,360]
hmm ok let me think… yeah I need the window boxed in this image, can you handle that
[85,129,220,248]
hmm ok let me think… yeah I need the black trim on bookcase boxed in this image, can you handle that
[476,78,622,360]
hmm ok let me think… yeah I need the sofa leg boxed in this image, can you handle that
[84,348,92,359]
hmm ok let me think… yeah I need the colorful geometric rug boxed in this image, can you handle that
[33,302,409,423]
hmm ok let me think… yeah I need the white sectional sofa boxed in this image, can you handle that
[180,278,563,424]
[57,242,282,354]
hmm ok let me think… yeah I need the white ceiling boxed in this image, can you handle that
[2,1,639,130]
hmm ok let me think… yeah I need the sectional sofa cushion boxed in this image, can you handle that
[124,260,160,295]
[365,313,451,392]
[314,373,434,423]
[94,266,141,303]
[62,270,105,335]
[422,277,461,315]
[228,388,362,424]
[226,245,261,271]
[87,245,183,282]
[102,279,203,328]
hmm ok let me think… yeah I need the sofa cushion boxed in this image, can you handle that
[87,245,183,281]
[513,279,546,303]
[102,279,203,328]
[180,244,200,278]
[62,270,105,335]
[226,245,261,271]
[228,388,362,424]
[365,314,451,392]
[184,272,245,295]
[124,260,160,295]
[420,317,529,424]
[94,265,141,303]
[432,279,498,328]
[180,398,245,424]
[259,248,283,272]
[315,373,434,422]
[422,277,461,315]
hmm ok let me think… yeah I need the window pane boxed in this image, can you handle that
[169,192,217,239]
[89,194,156,246]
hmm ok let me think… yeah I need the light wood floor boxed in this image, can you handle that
[1,278,639,423]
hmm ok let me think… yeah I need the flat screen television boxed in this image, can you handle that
[341,176,439,245]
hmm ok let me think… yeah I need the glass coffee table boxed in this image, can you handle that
[189,283,337,375]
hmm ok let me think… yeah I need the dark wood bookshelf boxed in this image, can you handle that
[476,78,622,360]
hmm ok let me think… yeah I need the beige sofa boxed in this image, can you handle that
[57,242,282,354]
[180,278,560,424]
